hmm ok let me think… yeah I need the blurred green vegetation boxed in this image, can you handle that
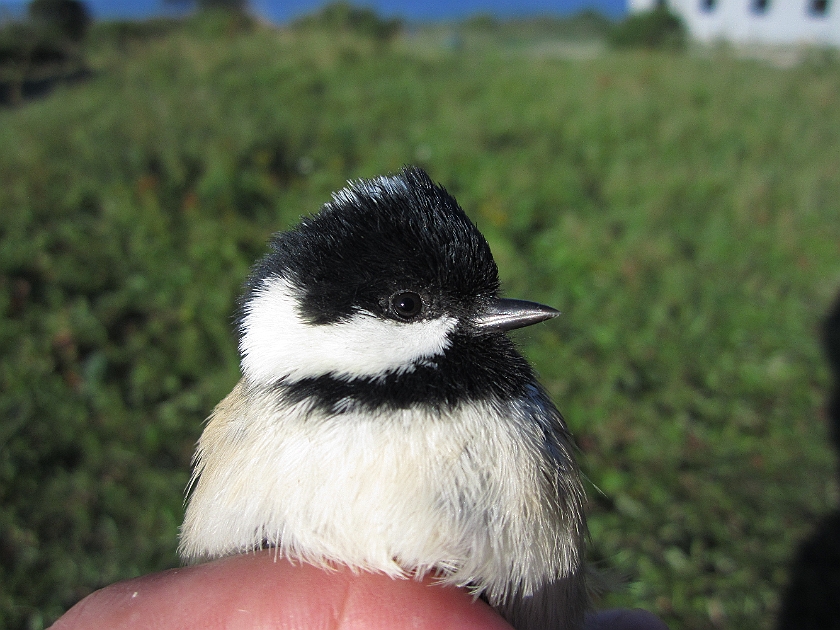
[292,1,403,43]
[609,6,687,50]
[1,11,839,630]
[463,8,613,38]
[28,0,92,42]
[0,1,93,107]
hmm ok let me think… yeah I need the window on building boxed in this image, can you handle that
[808,0,830,15]
[751,0,770,13]
[700,0,717,11]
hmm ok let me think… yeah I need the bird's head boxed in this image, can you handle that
[237,166,558,410]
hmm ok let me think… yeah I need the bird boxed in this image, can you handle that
[178,166,587,630]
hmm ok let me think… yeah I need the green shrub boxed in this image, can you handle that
[28,0,91,42]
[183,9,256,37]
[462,12,500,31]
[609,7,686,50]
[0,23,71,66]
[0,0,90,105]
[195,0,247,11]
[292,2,402,42]
[0,19,87,106]
[89,18,185,47]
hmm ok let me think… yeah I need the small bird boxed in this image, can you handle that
[179,166,587,630]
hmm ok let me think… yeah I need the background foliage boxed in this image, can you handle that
[0,0,91,106]
[28,0,92,42]
[1,10,838,630]
[608,5,686,50]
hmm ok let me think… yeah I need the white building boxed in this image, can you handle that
[629,0,840,47]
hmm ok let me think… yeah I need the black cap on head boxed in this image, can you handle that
[243,166,500,326]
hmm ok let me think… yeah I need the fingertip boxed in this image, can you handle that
[50,552,513,630]
[334,568,514,630]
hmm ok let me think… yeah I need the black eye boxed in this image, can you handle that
[390,291,423,320]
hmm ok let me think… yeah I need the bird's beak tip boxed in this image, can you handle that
[475,298,561,333]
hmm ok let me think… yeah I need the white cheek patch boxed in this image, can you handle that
[239,277,457,385]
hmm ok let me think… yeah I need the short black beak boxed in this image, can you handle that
[474,298,560,332]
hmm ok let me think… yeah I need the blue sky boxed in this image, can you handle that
[0,0,628,23]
